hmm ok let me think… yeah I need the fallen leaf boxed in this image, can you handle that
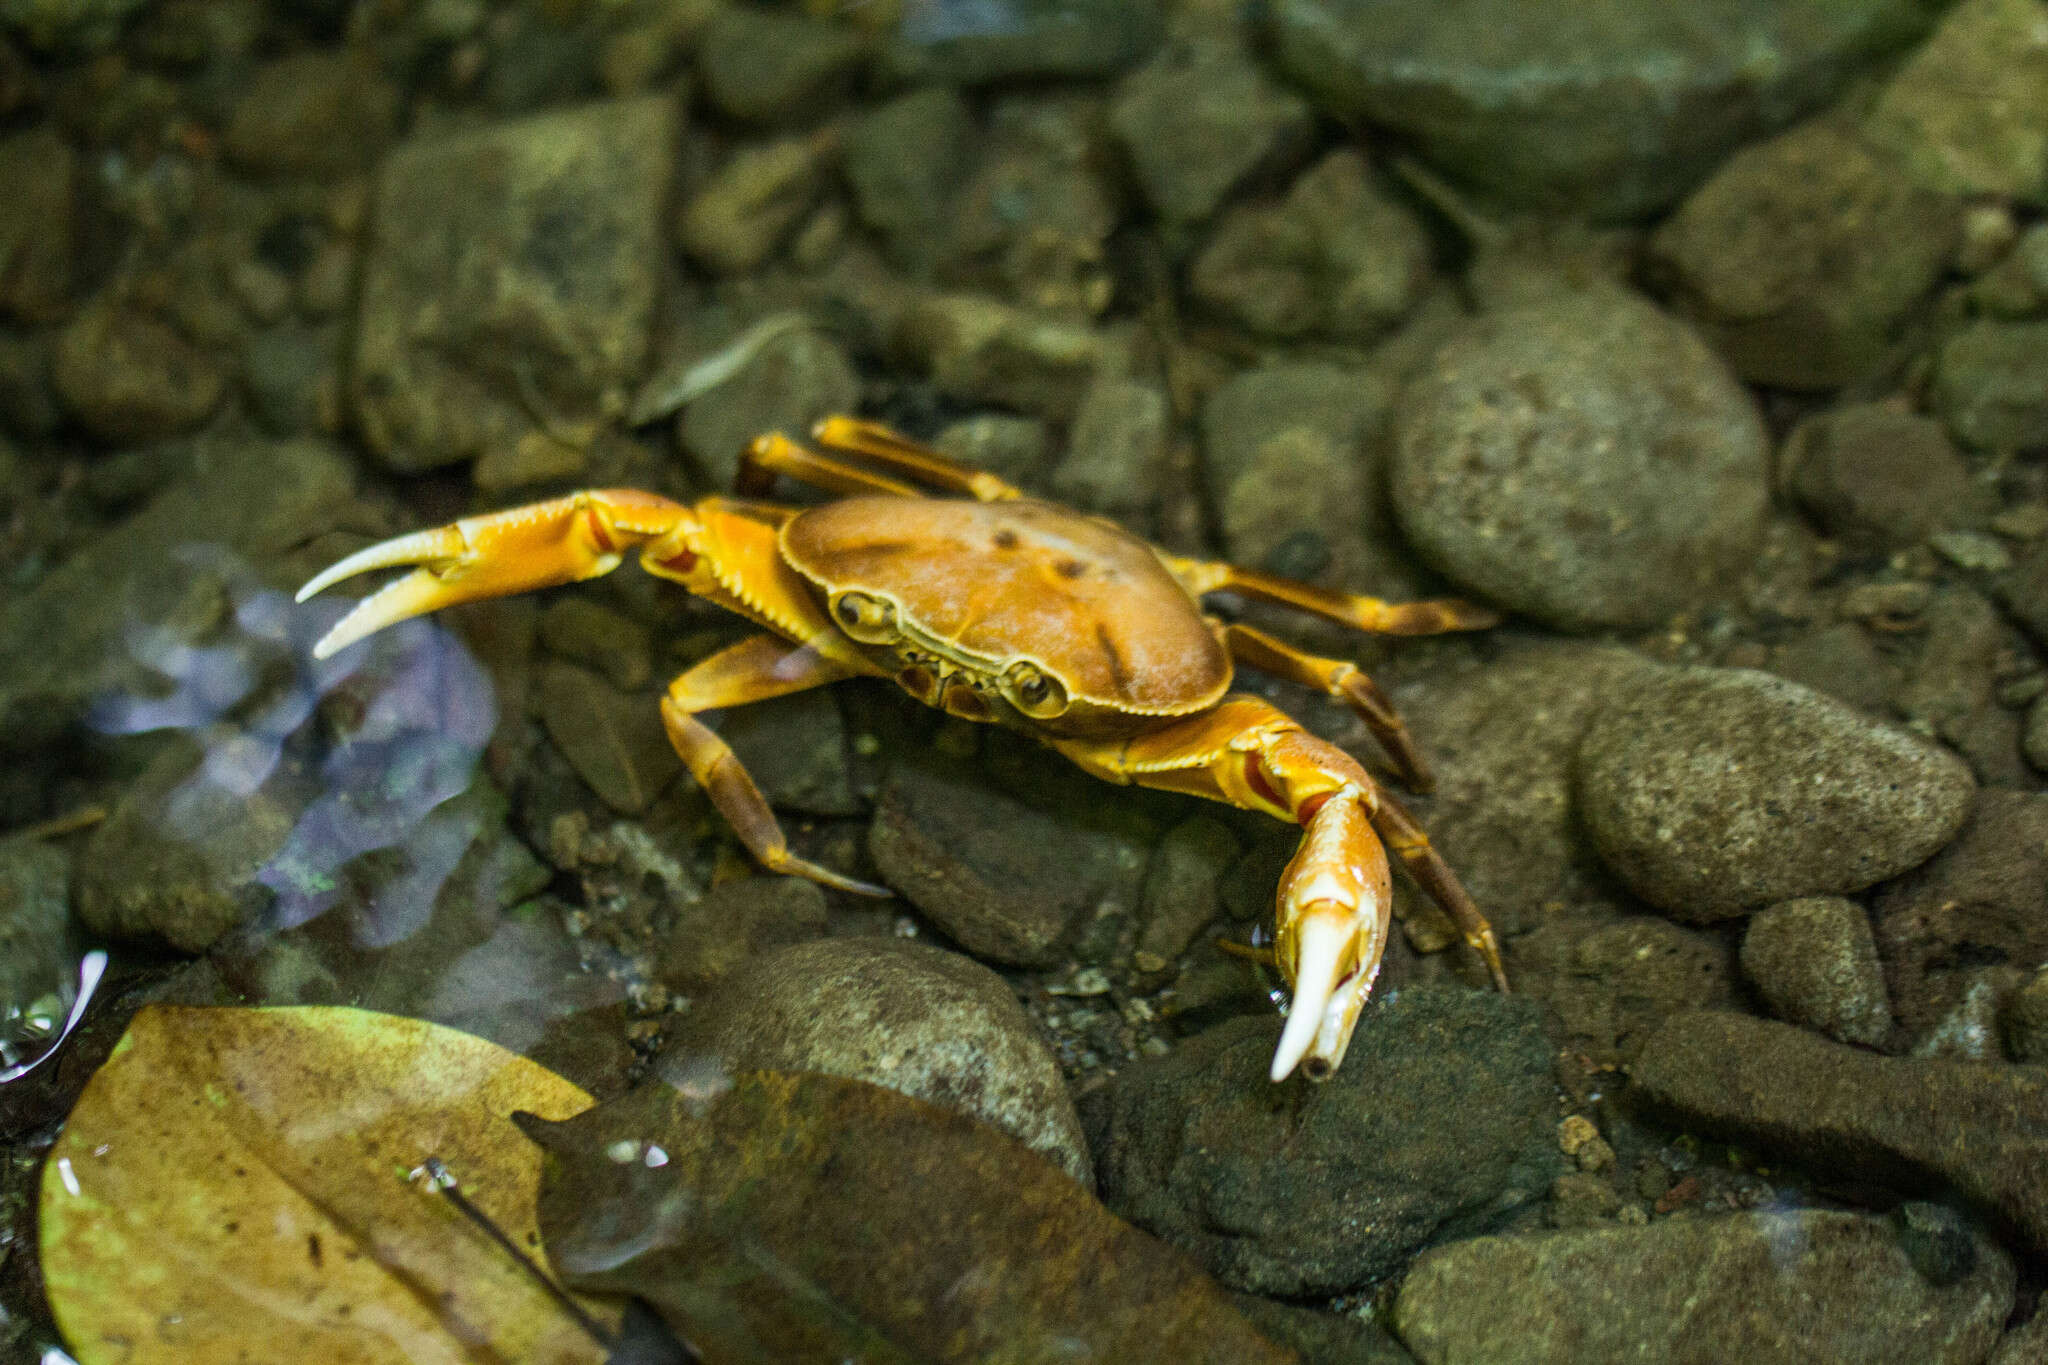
[525,1068,1296,1364]
[40,1004,613,1364]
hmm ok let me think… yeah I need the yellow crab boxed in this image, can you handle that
[299,418,1508,1081]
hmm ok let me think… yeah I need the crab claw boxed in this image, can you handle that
[1268,792,1393,1083]
[298,492,691,659]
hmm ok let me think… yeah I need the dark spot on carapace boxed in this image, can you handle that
[1055,559,1085,579]
[992,528,1021,550]
[308,1233,324,1267]
[1094,623,1130,695]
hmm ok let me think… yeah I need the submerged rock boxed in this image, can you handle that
[1393,1209,2013,1365]
[1084,988,1559,1295]
[1574,667,1975,921]
[664,936,1093,1185]
[1741,897,1892,1048]
[1389,290,1767,632]
[1861,0,2048,205]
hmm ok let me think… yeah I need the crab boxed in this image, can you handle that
[299,417,1508,1082]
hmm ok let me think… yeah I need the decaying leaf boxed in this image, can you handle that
[40,1004,614,1364]
[525,1068,1297,1364]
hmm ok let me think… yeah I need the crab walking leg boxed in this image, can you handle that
[1220,620,1437,791]
[809,416,1025,502]
[297,490,699,658]
[661,633,890,898]
[1050,695,1496,1081]
[735,431,925,500]
[1166,555,1501,638]
[1370,791,1509,994]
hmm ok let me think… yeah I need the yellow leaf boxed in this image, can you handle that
[40,1005,612,1365]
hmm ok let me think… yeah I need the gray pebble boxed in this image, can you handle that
[1780,404,1972,553]
[664,936,1093,1185]
[1932,319,2048,453]
[1390,289,1767,632]
[1740,897,1892,1047]
[1575,666,1976,921]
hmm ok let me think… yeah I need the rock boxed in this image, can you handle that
[1047,376,1168,524]
[1189,149,1430,344]
[539,661,678,814]
[1083,988,1559,1295]
[1135,817,1238,971]
[933,413,1050,489]
[240,321,337,437]
[2009,969,2048,1063]
[677,325,859,489]
[0,127,74,321]
[717,684,861,817]
[0,839,71,1030]
[1991,1314,2048,1365]
[1781,404,1973,552]
[1872,791,2048,1045]
[1632,1008,2048,1255]
[696,5,865,125]
[893,292,1118,420]
[1769,623,1898,718]
[52,298,227,443]
[0,436,357,754]
[223,51,399,176]
[1897,585,2029,790]
[868,756,1136,966]
[664,936,1093,1185]
[0,0,147,51]
[1741,897,1892,1047]
[1389,289,1768,632]
[1546,1172,1623,1228]
[538,598,651,692]
[655,875,829,992]
[887,0,1162,84]
[1514,915,1736,1066]
[1862,0,2048,205]
[1384,643,1652,937]
[1108,39,1312,225]
[1912,968,2025,1061]
[2001,542,2048,648]
[2026,692,2048,773]
[842,86,975,274]
[1932,319,2048,453]
[1574,666,1976,921]
[676,133,832,277]
[1648,120,1961,390]
[1392,1209,2013,1365]
[1265,0,1940,219]
[1230,1296,1418,1365]
[351,96,675,474]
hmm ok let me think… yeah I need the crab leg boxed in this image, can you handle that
[1167,555,1500,637]
[297,490,699,658]
[663,633,889,897]
[1220,620,1436,791]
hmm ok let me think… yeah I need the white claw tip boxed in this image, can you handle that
[1269,912,1349,1082]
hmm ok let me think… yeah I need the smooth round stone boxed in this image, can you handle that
[1575,667,1976,921]
[1389,289,1767,632]
[1265,0,1941,219]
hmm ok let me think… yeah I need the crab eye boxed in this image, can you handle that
[1003,661,1069,718]
[832,591,898,643]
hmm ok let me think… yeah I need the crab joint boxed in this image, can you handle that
[1269,791,1392,1082]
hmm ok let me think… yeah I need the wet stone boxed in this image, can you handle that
[676,134,831,277]
[2024,692,2048,772]
[663,936,1093,1185]
[893,292,1118,421]
[1389,289,1768,632]
[842,86,975,274]
[886,0,1162,84]
[1781,404,1973,553]
[0,839,71,1029]
[655,875,829,993]
[1872,790,2048,1046]
[1648,120,1961,391]
[0,127,74,322]
[1932,319,2048,453]
[1861,0,2048,206]
[1769,623,1897,718]
[1189,150,1430,345]
[932,413,1050,489]
[1574,666,1976,921]
[52,298,226,444]
[1632,1008,2048,1256]
[1108,38,1312,226]
[1741,897,1892,1047]
[1229,1296,1418,1365]
[1912,968,2026,1062]
[1513,914,1735,1067]
[695,5,865,125]
[1135,817,1238,972]
[223,51,399,177]
[240,321,337,438]
[867,756,1132,966]
[1082,988,1560,1296]
[539,660,679,815]
[1392,1209,2013,1365]
[2010,969,2048,1064]
[351,96,675,474]
[1265,0,1936,220]
[1897,585,2028,791]
[717,685,860,817]
[538,598,652,693]
[678,326,859,489]
[1990,1314,2048,1365]
[1047,376,1168,524]
[0,0,147,51]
